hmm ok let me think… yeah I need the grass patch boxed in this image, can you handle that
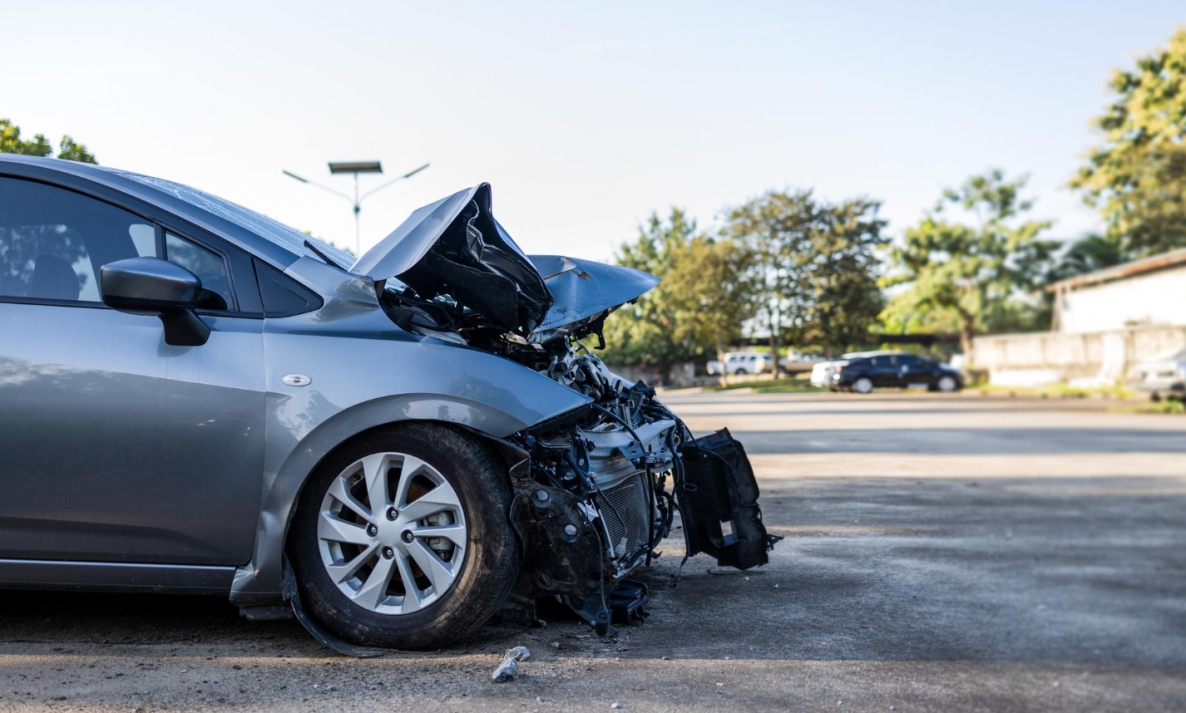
[1109,399,1186,415]
[706,377,809,391]
[751,384,828,394]
[975,384,1137,400]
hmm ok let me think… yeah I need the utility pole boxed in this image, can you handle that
[283,160,430,256]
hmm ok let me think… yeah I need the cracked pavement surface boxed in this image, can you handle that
[0,390,1183,712]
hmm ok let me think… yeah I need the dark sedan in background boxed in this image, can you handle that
[832,352,963,394]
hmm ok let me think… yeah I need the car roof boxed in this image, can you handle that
[0,155,351,270]
[842,350,907,358]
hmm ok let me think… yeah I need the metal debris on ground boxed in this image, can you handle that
[491,646,532,682]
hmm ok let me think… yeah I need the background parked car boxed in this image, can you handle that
[1126,347,1186,400]
[809,350,896,387]
[832,353,963,394]
[707,351,773,375]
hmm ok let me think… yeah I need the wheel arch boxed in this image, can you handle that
[230,394,540,607]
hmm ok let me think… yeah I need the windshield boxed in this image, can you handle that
[109,168,354,269]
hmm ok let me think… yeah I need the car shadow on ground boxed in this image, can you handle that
[2,474,1182,671]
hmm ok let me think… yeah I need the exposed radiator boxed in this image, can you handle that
[596,476,650,562]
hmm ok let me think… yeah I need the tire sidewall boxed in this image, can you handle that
[288,424,518,649]
[937,375,957,392]
[854,377,873,394]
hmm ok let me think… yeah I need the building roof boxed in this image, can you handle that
[1047,246,1186,292]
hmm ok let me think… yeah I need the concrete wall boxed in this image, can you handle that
[1055,263,1186,333]
[972,325,1186,384]
[605,362,697,388]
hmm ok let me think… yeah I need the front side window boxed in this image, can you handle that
[165,232,233,310]
[0,177,155,302]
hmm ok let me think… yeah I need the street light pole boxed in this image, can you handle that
[282,161,430,256]
[352,172,361,253]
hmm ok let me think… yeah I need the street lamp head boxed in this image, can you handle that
[328,161,382,175]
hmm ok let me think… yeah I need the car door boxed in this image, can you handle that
[898,355,926,386]
[868,356,902,387]
[0,176,266,565]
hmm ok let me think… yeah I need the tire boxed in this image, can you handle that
[288,423,518,649]
[852,377,874,394]
[734,368,747,376]
[936,375,958,393]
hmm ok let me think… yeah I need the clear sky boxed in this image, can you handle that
[3,1,1184,262]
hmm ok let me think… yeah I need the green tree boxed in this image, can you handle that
[602,209,759,382]
[881,170,1058,356]
[662,235,759,385]
[0,119,97,163]
[1070,27,1186,258]
[800,198,887,357]
[722,190,815,372]
[724,190,886,361]
[601,209,702,378]
[1048,234,1125,282]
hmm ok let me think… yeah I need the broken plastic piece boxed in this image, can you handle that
[679,429,782,570]
[492,646,532,682]
[608,579,650,625]
[577,579,650,635]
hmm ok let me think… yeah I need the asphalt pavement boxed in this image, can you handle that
[1,390,1183,712]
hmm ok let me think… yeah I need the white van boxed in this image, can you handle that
[707,352,773,376]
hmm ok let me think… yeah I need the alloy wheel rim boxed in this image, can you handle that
[855,378,873,393]
[939,376,956,392]
[316,452,467,615]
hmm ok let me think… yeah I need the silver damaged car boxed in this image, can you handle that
[0,156,779,652]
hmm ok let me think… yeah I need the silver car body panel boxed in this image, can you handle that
[230,258,592,603]
[529,255,659,339]
[0,303,266,565]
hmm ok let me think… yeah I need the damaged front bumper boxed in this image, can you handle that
[506,401,781,635]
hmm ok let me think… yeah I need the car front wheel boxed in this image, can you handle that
[288,423,518,649]
[935,375,958,392]
[852,377,874,394]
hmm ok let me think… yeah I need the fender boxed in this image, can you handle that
[230,308,592,604]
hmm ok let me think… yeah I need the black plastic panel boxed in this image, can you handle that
[678,428,779,570]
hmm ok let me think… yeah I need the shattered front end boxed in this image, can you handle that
[502,365,780,633]
[359,182,781,634]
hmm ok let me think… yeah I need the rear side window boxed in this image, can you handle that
[0,177,156,303]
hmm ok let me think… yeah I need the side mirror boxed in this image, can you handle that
[100,257,211,346]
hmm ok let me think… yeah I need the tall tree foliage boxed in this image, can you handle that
[602,209,757,381]
[1047,234,1125,283]
[725,190,886,360]
[1,119,97,164]
[882,170,1057,356]
[602,209,705,377]
[799,198,887,357]
[1070,27,1186,258]
[722,190,814,371]
[662,235,759,384]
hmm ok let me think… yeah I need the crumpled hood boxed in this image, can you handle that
[353,184,659,341]
[352,183,552,335]
[528,256,659,340]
